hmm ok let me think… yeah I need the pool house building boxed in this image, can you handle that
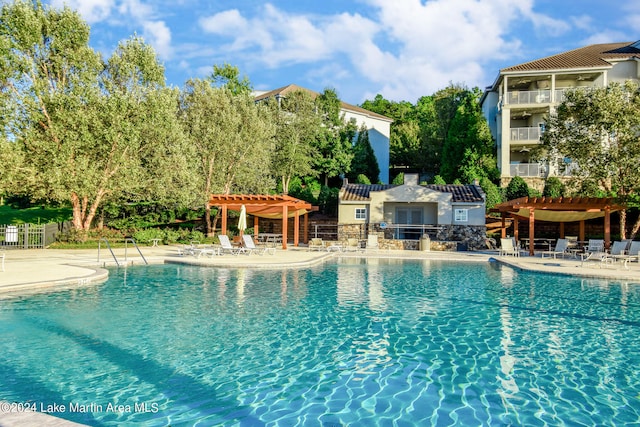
[338,174,487,250]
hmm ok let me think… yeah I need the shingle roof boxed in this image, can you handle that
[253,84,393,122]
[501,41,639,72]
[340,183,485,203]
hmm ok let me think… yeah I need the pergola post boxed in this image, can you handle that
[294,210,300,246]
[282,204,288,249]
[253,216,259,239]
[579,220,585,242]
[303,213,309,244]
[501,214,506,238]
[221,205,228,235]
[528,208,535,256]
[559,222,565,238]
[604,206,611,250]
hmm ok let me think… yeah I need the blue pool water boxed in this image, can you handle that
[1,259,639,426]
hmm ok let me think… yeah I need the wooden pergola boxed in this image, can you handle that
[209,194,318,249]
[490,196,624,256]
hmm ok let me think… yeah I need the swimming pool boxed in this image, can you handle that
[0,258,639,426]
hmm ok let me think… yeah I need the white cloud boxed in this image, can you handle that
[117,0,155,20]
[143,20,172,60]
[194,0,578,100]
[581,31,630,45]
[50,0,114,23]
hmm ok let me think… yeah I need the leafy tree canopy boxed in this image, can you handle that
[541,81,640,238]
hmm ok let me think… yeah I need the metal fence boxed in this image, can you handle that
[0,222,69,249]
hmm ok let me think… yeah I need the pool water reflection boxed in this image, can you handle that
[0,259,639,426]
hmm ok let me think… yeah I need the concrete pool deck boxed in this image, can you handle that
[0,245,639,426]
[1,245,639,297]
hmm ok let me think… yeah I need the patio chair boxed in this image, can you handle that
[194,244,221,258]
[366,235,380,253]
[242,235,275,255]
[580,250,611,267]
[499,238,520,257]
[622,241,640,268]
[584,239,604,254]
[603,241,629,264]
[308,238,326,251]
[218,235,244,256]
[541,238,569,259]
[344,238,363,252]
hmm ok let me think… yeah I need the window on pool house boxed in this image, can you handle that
[454,209,468,222]
[355,208,367,220]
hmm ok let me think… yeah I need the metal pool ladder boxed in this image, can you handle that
[98,238,148,267]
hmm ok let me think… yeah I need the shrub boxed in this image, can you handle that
[505,176,530,200]
[391,173,404,185]
[479,177,503,210]
[543,177,565,198]
[133,228,165,244]
[163,228,181,243]
[432,175,446,185]
[355,174,371,184]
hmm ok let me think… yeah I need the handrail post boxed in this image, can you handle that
[125,238,148,265]
[98,238,120,267]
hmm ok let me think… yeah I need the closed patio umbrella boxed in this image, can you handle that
[238,204,247,236]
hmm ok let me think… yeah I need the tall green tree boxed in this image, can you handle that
[208,63,252,95]
[179,79,275,235]
[0,1,187,232]
[541,81,640,238]
[348,124,379,183]
[440,87,496,183]
[361,95,419,171]
[313,88,355,185]
[269,90,320,194]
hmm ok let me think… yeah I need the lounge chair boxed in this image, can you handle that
[603,241,629,263]
[218,235,244,255]
[541,238,569,259]
[366,235,380,253]
[177,242,197,256]
[584,239,604,254]
[499,237,520,257]
[242,235,275,255]
[308,238,326,251]
[344,238,363,252]
[623,241,640,268]
[581,250,611,267]
[194,244,221,258]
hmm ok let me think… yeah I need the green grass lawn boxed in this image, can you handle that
[0,205,72,225]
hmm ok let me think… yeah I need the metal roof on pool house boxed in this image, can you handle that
[339,182,485,203]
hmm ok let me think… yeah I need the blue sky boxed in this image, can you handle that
[46,0,639,105]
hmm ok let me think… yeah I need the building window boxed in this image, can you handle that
[355,208,367,220]
[454,209,468,222]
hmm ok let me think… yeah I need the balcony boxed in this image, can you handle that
[508,161,579,178]
[510,127,541,143]
[506,90,551,105]
[510,163,545,178]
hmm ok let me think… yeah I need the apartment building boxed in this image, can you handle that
[254,84,393,184]
[481,41,640,188]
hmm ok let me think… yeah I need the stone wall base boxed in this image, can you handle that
[336,224,487,251]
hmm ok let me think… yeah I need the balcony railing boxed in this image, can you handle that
[508,162,579,178]
[510,127,541,142]
[510,163,544,177]
[506,90,551,105]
